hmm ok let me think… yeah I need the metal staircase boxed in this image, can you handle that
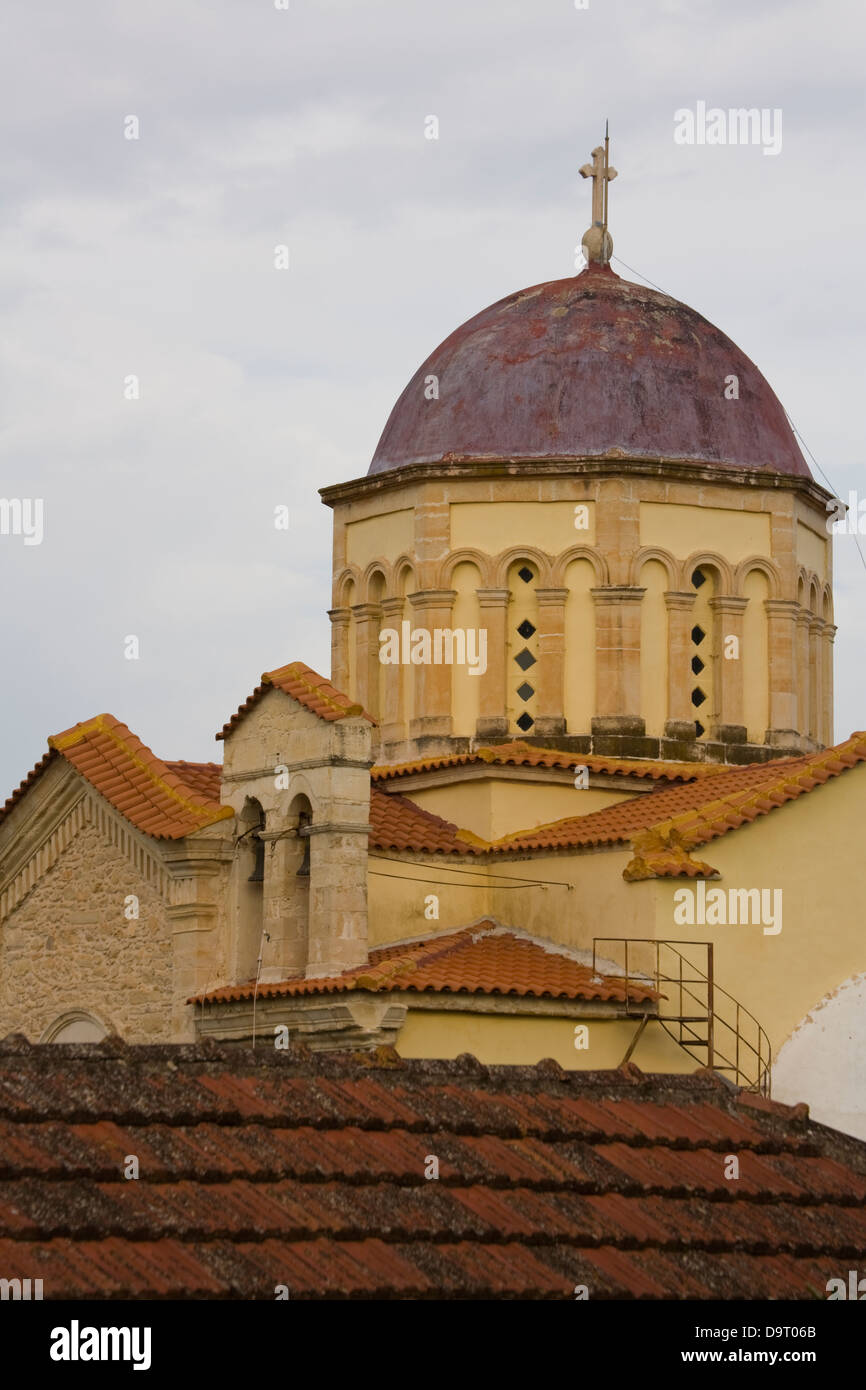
[593,937,772,1096]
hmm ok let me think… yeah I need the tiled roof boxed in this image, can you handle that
[370,786,484,854]
[0,749,57,825]
[1,1038,864,1299]
[373,740,721,784]
[192,924,659,1006]
[4,716,233,840]
[490,735,866,871]
[164,760,222,802]
[368,734,866,872]
[492,760,807,854]
[217,662,374,740]
[622,732,866,879]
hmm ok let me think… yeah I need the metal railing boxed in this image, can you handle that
[593,937,772,1096]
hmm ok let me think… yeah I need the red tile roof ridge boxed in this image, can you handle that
[216,661,375,741]
[736,1092,810,1125]
[191,922,659,1008]
[372,741,724,784]
[369,786,491,855]
[623,730,866,878]
[43,714,233,839]
[484,732,866,867]
[0,748,58,825]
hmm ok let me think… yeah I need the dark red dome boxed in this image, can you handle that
[369,263,810,478]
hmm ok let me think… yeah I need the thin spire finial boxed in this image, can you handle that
[579,128,617,266]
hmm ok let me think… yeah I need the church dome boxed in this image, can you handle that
[369,263,810,479]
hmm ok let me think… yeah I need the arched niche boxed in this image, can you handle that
[638,558,668,738]
[451,560,482,738]
[41,1010,108,1043]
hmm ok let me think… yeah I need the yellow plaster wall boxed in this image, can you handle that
[404,779,634,842]
[368,859,491,946]
[450,501,594,552]
[346,508,414,569]
[368,842,651,955]
[640,502,771,562]
[563,558,595,733]
[742,568,769,744]
[646,761,866,1066]
[796,521,828,582]
[397,1007,691,1072]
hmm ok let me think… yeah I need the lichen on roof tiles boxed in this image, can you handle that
[1,1038,863,1299]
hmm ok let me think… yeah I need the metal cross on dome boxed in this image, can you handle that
[579,123,617,265]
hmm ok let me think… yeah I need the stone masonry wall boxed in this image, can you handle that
[0,820,173,1042]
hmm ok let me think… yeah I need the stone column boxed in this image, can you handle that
[351,602,381,717]
[822,624,837,747]
[590,586,646,735]
[475,589,509,741]
[663,591,697,739]
[809,617,825,745]
[407,588,456,743]
[379,596,406,749]
[710,595,748,742]
[534,587,568,738]
[328,608,351,696]
[165,838,234,1040]
[764,599,801,746]
[306,818,370,978]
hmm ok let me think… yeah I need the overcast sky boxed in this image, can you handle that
[1,0,864,797]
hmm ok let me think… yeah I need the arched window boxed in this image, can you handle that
[286,793,313,973]
[689,565,717,740]
[506,560,540,735]
[236,797,265,982]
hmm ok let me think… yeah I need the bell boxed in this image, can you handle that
[247,836,265,883]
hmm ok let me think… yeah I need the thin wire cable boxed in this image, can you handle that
[610,254,668,295]
[614,253,866,576]
[784,415,866,576]
[370,851,569,887]
[368,868,553,889]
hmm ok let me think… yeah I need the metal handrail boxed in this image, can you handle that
[593,937,772,1095]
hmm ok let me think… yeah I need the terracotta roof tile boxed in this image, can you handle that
[489,733,866,875]
[1,1039,865,1299]
[217,661,374,740]
[373,740,722,784]
[0,749,58,825]
[369,786,483,854]
[165,760,222,801]
[192,924,660,1007]
[25,716,233,840]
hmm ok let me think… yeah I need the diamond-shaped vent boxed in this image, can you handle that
[517,619,536,639]
[516,682,534,702]
[517,566,534,584]
[691,568,706,589]
[691,625,706,645]
[514,648,536,670]
[691,656,705,674]
[516,712,534,732]
[695,720,705,738]
[691,688,706,708]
